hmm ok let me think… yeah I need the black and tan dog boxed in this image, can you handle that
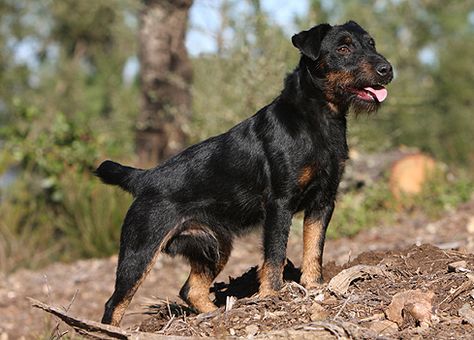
[96,21,393,326]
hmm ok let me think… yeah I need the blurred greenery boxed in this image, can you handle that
[328,167,474,239]
[0,0,473,272]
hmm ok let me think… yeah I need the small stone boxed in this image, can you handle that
[405,302,434,327]
[309,302,329,321]
[385,289,435,326]
[313,293,325,302]
[448,261,469,273]
[245,324,259,337]
[229,328,235,336]
[459,303,474,325]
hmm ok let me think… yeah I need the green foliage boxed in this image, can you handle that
[326,168,474,239]
[1,102,99,201]
[328,178,394,239]
[0,1,139,271]
[1,0,474,272]
[56,172,131,260]
[0,188,62,272]
[0,100,132,272]
[191,3,298,141]
[0,170,130,272]
[411,169,474,218]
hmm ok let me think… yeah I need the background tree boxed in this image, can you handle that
[136,0,193,166]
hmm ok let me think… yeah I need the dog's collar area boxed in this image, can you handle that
[304,64,325,86]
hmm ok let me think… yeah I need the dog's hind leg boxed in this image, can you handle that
[101,247,159,326]
[179,258,229,313]
[170,223,232,313]
[101,204,177,326]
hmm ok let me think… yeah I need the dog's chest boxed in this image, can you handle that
[294,142,347,211]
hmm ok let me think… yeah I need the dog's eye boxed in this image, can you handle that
[336,46,351,54]
[368,39,375,47]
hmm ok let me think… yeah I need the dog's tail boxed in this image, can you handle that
[95,160,145,196]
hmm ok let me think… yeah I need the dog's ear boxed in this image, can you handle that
[292,23,332,60]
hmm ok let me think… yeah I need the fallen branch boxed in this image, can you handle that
[327,265,389,297]
[29,298,199,340]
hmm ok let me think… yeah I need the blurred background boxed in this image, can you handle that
[0,0,473,273]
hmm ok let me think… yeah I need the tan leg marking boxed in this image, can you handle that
[109,250,161,326]
[258,261,284,297]
[108,229,178,326]
[180,224,232,313]
[300,218,324,289]
[186,264,217,313]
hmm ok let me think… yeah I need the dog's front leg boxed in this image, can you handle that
[300,202,335,288]
[258,199,292,297]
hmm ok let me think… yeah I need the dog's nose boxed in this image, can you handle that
[376,63,392,77]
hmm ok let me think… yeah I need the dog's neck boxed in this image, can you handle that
[277,65,348,154]
[281,62,350,118]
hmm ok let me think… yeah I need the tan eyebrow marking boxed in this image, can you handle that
[338,36,353,45]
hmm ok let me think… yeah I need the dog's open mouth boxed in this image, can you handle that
[348,85,388,103]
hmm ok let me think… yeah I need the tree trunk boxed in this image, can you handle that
[136,0,193,167]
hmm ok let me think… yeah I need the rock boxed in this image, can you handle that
[448,260,469,273]
[313,293,325,302]
[309,303,328,321]
[385,290,435,327]
[458,303,474,325]
[405,302,434,328]
[245,324,259,337]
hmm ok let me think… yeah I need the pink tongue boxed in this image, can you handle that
[364,86,388,102]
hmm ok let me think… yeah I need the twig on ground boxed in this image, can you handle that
[47,285,78,339]
[334,292,353,320]
[285,281,309,300]
[158,315,175,334]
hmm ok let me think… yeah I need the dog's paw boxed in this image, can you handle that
[255,287,279,299]
[300,275,324,290]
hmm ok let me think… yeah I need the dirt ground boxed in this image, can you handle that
[1,199,474,339]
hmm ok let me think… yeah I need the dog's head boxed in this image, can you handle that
[292,21,393,113]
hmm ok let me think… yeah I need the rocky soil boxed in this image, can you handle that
[1,199,474,339]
